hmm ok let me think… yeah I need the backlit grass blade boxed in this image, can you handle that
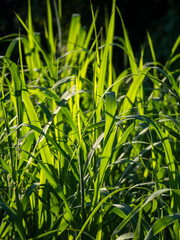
[65,13,81,65]
[112,69,130,97]
[3,57,23,127]
[113,122,134,155]
[84,132,104,176]
[147,31,157,64]
[75,73,86,224]
[15,11,56,79]
[0,157,12,176]
[96,0,116,122]
[96,213,103,240]
[64,13,81,114]
[0,218,11,239]
[137,45,145,115]
[170,34,180,57]
[18,38,53,165]
[22,123,70,163]
[116,8,151,116]
[4,36,19,58]
[166,34,180,69]
[92,92,117,207]
[120,68,150,115]
[76,75,82,143]
[90,1,100,67]
[27,0,35,73]
[21,183,39,211]
[27,0,41,78]
[78,9,98,64]
[117,7,137,75]
[47,0,56,61]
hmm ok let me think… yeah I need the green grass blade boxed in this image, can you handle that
[170,34,180,59]
[75,188,128,240]
[147,31,157,63]
[113,122,134,153]
[116,233,134,240]
[112,189,171,237]
[38,160,74,221]
[145,213,180,240]
[78,9,98,64]
[5,37,19,58]
[92,92,117,207]
[19,146,74,222]
[96,0,116,122]
[90,1,100,66]
[66,13,81,65]
[47,0,56,61]
[116,7,137,75]
[15,12,56,78]
[21,183,39,212]
[0,200,26,239]
[53,0,62,52]
[3,57,23,127]
[121,68,150,115]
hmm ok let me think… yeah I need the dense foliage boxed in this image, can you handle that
[0,0,180,239]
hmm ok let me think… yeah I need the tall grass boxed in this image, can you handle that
[0,0,180,239]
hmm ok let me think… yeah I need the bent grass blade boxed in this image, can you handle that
[144,213,180,240]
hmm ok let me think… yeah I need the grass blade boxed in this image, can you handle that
[92,92,117,207]
[96,0,116,122]
[145,214,180,240]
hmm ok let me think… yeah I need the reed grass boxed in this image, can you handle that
[0,0,180,239]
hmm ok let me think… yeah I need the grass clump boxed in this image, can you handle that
[0,0,180,239]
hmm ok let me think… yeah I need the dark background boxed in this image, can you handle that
[1,0,180,64]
